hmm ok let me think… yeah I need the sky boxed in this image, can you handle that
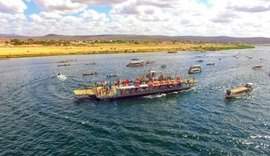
[0,0,269,37]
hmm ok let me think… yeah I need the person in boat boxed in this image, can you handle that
[226,90,231,96]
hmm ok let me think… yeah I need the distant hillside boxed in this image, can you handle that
[0,34,21,37]
[1,34,270,44]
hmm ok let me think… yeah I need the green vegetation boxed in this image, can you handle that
[10,39,21,45]
[200,44,255,51]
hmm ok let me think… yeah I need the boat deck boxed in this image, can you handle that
[230,86,249,93]
[74,89,95,96]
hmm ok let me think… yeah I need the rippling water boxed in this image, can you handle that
[0,46,270,155]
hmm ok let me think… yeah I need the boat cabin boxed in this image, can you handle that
[188,65,202,74]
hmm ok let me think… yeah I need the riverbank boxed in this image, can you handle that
[0,42,254,58]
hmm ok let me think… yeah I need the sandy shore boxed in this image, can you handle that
[0,42,254,58]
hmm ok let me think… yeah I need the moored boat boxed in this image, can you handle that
[225,83,253,99]
[126,60,144,67]
[252,65,262,70]
[206,62,215,65]
[161,64,167,69]
[57,73,67,81]
[188,65,202,74]
[168,51,177,53]
[57,59,77,64]
[82,72,97,76]
[145,60,155,64]
[130,57,140,61]
[57,64,71,67]
[85,62,96,65]
[107,74,119,78]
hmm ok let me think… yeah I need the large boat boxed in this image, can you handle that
[225,83,253,99]
[126,60,144,67]
[74,71,197,100]
[188,65,202,74]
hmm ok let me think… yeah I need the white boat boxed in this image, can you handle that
[126,60,144,67]
[57,73,67,81]
[188,65,202,74]
[206,62,215,65]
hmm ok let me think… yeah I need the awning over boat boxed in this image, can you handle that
[140,84,148,88]
[119,84,148,90]
[170,80,177,84]
[119,86,136,90]
[153,81,161,86]
[147,82,154,86]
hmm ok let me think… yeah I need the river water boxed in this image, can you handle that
[0,46,269,155]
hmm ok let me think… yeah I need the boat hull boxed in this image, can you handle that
[225,88,252,99]
[96,85,192,100]
[188,69,201,74]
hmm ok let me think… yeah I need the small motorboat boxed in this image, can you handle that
[196,59,204,63]
[188,65,202,74]
[252,65,263,70]
[247,56,253,59]
[57,73,67,81]
[126,60,144,67]
[225,83,253,99]
[206,62,215,66]
[107,74,119,78]
[145,60,155,64]
[167,51,177,54]
[56,59,77,64]
[82,72,97,76]
[161,64,167,69]
[57,64,71,67]
[85,62,96,65]
[130,57,140,61]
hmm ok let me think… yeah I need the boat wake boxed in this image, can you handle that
[142,93,167,99]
